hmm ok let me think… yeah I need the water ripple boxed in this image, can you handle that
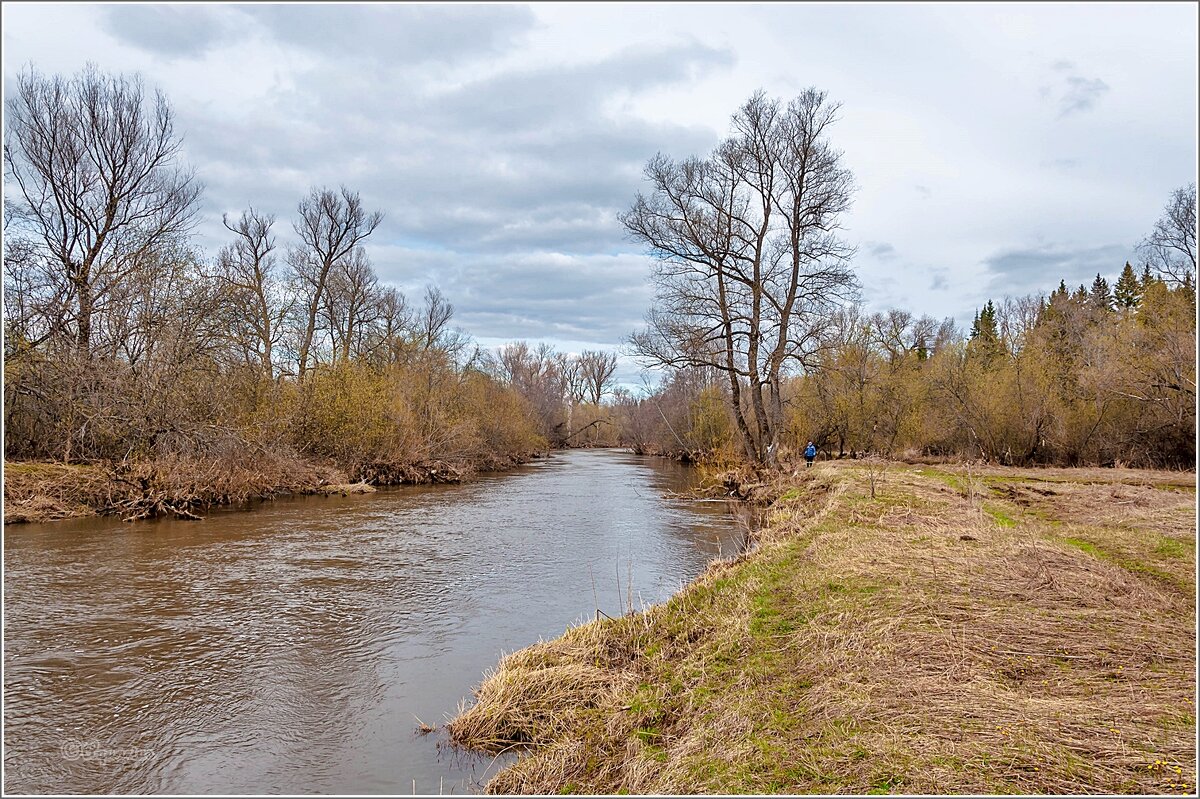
[3,450,743,794]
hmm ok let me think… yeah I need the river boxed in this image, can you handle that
[2,449,745,794]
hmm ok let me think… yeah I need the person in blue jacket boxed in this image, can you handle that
[804,441,817,468]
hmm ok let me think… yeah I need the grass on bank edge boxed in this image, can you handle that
[447,460,1198,794]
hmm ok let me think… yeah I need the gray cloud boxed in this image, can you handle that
[183,40,729,263]
[1060,75,1110,116]
[866,241,897,259]
[245,4,535,65]
[100,6,240,58]
[413,252,653,345]
[1043,60,1110,117]
[982,243,1130,296]
[171,37,731,353]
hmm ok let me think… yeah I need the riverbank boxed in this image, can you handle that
[2,451,540,525]
[447,460,1197,794]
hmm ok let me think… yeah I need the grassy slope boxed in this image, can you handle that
[448,462,1197,794]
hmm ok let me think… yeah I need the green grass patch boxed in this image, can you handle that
[1063,537,1102,557]
[1154,537,1193,559]
[984,503,1017,527]
[868,773,905,794]
[1150,482,1196,493]
[914,467,975,494]
[1063,536,1187,589]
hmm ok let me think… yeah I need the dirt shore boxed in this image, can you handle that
[448,460,1197,794]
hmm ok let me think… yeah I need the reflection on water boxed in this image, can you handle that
[3,449,744,794]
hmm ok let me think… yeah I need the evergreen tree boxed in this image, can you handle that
[968,300,1001,362]
[969,300,998,342]
[1089,273,1113,312]
[1114,262,1141,309]
[1140,263,1154,289]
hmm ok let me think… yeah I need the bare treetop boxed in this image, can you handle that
[4,64,202,353]
[294,186,384,266]
[290,185,384,376]
[1138,183,1197,288]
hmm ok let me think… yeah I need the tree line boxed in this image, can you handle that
[1,65,623,482]
[618,258,1194,469]
[3,66,1195,482]
[620,89,1196,469]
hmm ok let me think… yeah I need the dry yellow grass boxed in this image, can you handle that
[2,454,347,523]
[448,461,1197,794]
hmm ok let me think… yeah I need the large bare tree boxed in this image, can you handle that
[3,65,202,356]
[291,186,383,376]
[622,89,858,465]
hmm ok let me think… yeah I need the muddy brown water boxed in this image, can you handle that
[3,449,746,794]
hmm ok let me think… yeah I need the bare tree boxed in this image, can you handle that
[496,341,568,442]
[417,284,454,352]
[291,186,383,376]
[362,286,412,365]
[557,352,587,405]
[214,208,290,376]
[321,247,381,362]
[4,65,202,356]
[622,89,858,465]
[578,349,619,404]
[1138,183,1197,287]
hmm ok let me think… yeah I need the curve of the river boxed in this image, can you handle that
[3,449,745,794]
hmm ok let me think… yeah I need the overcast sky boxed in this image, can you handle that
[3,2,1197,384]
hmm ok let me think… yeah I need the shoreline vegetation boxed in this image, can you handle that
[1,450,541,525]
[446,458,1197,795]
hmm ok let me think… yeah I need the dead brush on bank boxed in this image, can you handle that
[4,450,348,524]
[109,451,345,521]
[447,555,772,794]
[2,461,119,523]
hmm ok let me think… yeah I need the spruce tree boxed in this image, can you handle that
[969,300,998,340]
[1089,273,1113,312]
[981,300,998,338]
[1114,262,1141,309]
[968,300,1002,363]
